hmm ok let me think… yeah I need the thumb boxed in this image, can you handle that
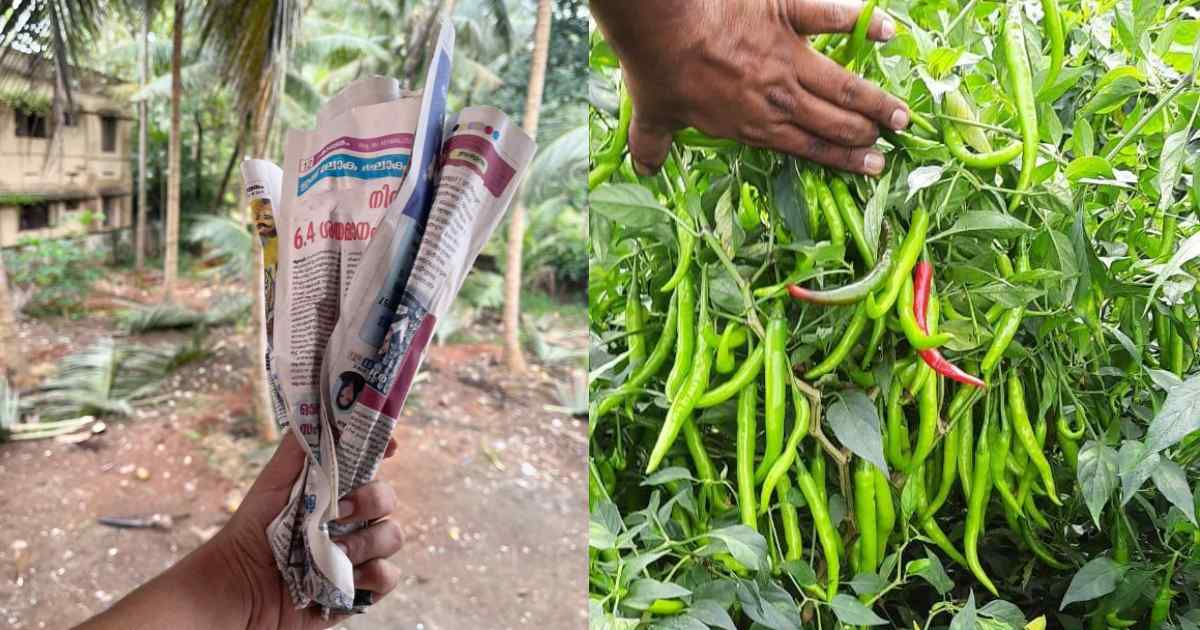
[627,111,675,177]
[249,430,308,494]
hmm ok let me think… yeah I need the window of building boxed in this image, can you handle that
[14,110,48,138]
[103,196,120,226]
[63,109,79,127]
[101,115,118,152]
[65,200,79,210]
[18,203,51,231]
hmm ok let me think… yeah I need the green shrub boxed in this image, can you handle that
[4,237,104,317]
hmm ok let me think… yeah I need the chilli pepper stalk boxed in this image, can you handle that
[1003,2,1039,211]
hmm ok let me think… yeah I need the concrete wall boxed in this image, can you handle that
[0,65,134,248]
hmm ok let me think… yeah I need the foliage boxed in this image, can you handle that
[186,213,253,280]
[116,293,251,333]
[3,238,104,317]
[20,336,208,421]
[0,89,50,115]
[588,3,1200,629]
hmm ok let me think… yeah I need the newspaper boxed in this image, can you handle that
[241,19,536,614]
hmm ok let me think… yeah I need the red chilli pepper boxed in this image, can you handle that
[914,264,985,389]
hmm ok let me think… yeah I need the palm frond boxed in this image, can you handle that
[186,213,253,279]
[524,122,586,203]
[116,294,251,333]
[199,0,300,121]
[20,338,189,420]
[129,58,214,101]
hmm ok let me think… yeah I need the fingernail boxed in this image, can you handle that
[338,499,353,518]
[335,542,348,554]
[632,159,654,177]
[890,108,909,131]
[864,152,885,175]
[880,18,896,40]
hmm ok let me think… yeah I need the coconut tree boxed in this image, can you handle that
[135,2,150,270]
[0,253,14,381]
[198,0,300,441]
[502,0,552,373]
[162,0,182,299]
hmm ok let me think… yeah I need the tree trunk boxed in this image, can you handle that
[163,0,183,301]
[135,4,149,271]
[502,0,552,373]
[193,109,204,206]
[0,252,15,382]
[215,114,248,211]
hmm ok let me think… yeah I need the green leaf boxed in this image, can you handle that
[1145,373,1200,454]
[1077,441,1119,527]
[1039,66,1087,102]
[1080,75,1142,115]
[1149,232,1200,305]
[1065,156,1115,181]
[906,165,944,201]
[1151,459,1197,526]
[734,579,801,630]
[590,500,622,550]
[830,594,887,626]
[714,186,742,258]
[1118,440,1160,506]
[590,184,671,229]
[950,591,977,630]
[827,389,889,476]
[908,547,953,595]
[688,600,736,630]
[708,526,768,573]
[642,467,695,486]
[649,616,708,630]
[936,211,1033,240]
[1073,118,1095,156]
[1060,558,1128,610]
[625,579,692,611]
[780,560,817,587]
[978,599,1028,629]
[1157,123,1189,211]
[849,572,885,596]
[862,171,891,253]
[774,161,810,241]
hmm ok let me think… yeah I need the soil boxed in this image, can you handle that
[0,270,587,630]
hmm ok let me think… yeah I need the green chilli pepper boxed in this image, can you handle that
[661,193,695,293]
[866,207,929,319]
[981,307,1023,378]
[795,463,841,601]
[1004,3,1039,211]
[873,467,895,564]
[588,84,632,191]
[990,407,1025,516]
[805,301,870,379]
[912,463,969,567]
[789,226,894,305]
[736,379,758,530]
[853,458,878,573]
[846,0,879,70]
[776,471,804,562]
[1039,0,1064,95]
[758,385,811,512]
[910,371,942,473]
[716,322,747,374]
[829,178,875,266]
[595,289,678,416]
[755,302,789,481]
[625,269,647,370]
[944,121,1023,169]
[696,345,765,408]
[738,182,762,231]
[965,416,1000,596]
[1148,554,1177,628]
[1008,373,1060,505]
[886,367,914,473]
[811,173,846,251]
[647,275,712,473]
[665,274,696,399]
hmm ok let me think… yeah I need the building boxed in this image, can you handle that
[0,50,133,248]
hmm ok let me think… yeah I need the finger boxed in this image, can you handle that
[353,559,401,596]
[771,82,879,147]
[336,480,397,524]
[798,48,909,130]
[627,111,674,176]
[770,123,886,175]
[249,432,307,493]
[385,437,398,459]
[783,0,895,40]
[335,518,405,564]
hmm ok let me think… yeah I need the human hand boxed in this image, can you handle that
[213,433,404,630]
[75,435,403,630]
[592,0,910,176]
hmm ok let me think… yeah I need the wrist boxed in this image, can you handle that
[169,537,257,629]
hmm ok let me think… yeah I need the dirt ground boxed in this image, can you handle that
[0,272,588,630]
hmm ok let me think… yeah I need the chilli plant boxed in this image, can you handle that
[588,1,1200,628]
